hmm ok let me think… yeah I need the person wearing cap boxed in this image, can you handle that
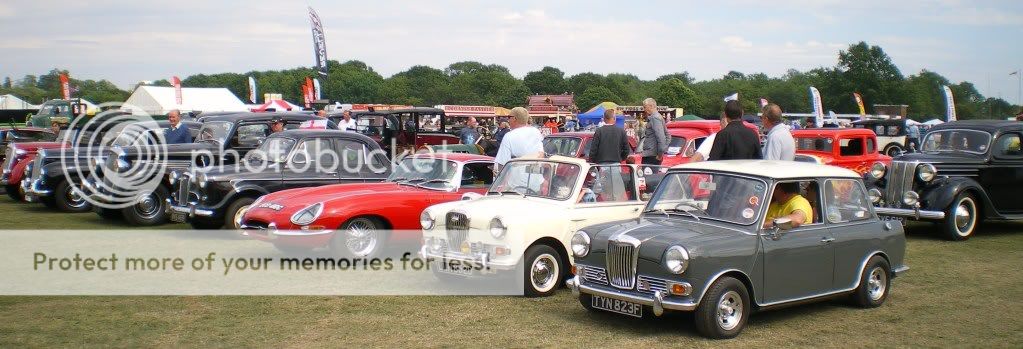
[270,116,285,134]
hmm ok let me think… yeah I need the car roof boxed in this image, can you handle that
[928,120,1023,133]
[272,129,371,140]
[507,155,588,167]
[200,112,322,123]
[411,153,494,162]
[674,160,860,179]
[546,132,593,138]
[791,128,875,138]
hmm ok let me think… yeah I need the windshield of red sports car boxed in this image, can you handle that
[490,160,581,200]
[920,129,991,154]
[646,172,767,225]
[388,157,459,190]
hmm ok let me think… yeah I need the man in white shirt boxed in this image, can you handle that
[689,115,728,162]
[336,110,357,132]
[494,107,543,172]
[760,104,795,161]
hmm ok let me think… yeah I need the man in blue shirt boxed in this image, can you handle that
[459,116,480,145]
[164,110,191,144]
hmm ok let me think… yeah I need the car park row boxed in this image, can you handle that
[1,110,1021,338]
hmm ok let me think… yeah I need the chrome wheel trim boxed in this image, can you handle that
[232,205,251,229]
[132,192,161,219]
[530,253,559,293]
[716,290,743,331]
[65,185,87,208]
[867,266,888,301]
[344,219,378,256]
[954,197,976,237]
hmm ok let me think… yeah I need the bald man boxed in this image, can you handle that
[760,104,795,161]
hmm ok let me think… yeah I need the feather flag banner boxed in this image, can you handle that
[248,76,257,104]
[943,85,957,122]
[809,86,824,127]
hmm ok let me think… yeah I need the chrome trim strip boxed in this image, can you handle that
[272,229,335,236]
[875,207,945,220]
[570,276,698,312]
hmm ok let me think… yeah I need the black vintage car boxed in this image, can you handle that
[329,108,460,158]
[22,119,201,213]
[89,113,330,226]
[864,120,1023,240]
[167,129,391,229]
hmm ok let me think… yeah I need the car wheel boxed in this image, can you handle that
[694,276,750,339]
[55,180,91,213]
[5,184,25,202]
[885,145,904,157]
[224,197,256,230]
[95,207,123,220]
[189,217,223,230]
[852,255,891,308]
[121,186,169,226]
[332,217,386,258]
[523,244,563,297]
[943,192,978,241]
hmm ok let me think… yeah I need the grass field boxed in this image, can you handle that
[1,194,1021,347]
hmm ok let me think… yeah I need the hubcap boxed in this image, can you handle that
[716,290,743,331]
[954,198,975,236]
[133,193,160,219]
[66,186,86,208]
[868,267,887,301]
[530,253,559,293]
[345,220,378,256]
[232,205,251,229]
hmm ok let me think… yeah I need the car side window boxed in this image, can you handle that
[234,124,270,147]
[865,137,876,154]
[578,165,637,204]
[823,179,872,224]
[839,138,864,156]
[460,163,495,188]
[995,133,1022,158]
[765,180,821,226]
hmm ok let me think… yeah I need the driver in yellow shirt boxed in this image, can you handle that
[763,182,814,229]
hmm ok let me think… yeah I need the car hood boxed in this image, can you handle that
[894,151,986,164]
[259,182,418,207]
[121,142,218,157]
[431,195,568,229]
[7,141,66,151]
[588,216,748,260]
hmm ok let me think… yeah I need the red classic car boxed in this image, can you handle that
[792,128,892,175]
[1,141,66,201]
[542,131,638,159]
[628,120,761,167]
[240,153,495,257]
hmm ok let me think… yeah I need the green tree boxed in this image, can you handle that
[576,86,621,111]
[2,77,11,88]
[390,65,451,105]
[837,42,905,112]
[523,66,567,95]
[654,78,701,112]
[566,72,605,96]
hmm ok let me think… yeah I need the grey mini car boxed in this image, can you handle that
[567,160,908,339]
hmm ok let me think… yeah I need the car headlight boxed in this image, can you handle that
[664,245,690,274]
[917,163,936,182]
[169,170,180,184]
[489,217,506,239]
[902,191,920,206]
[869,162,886,179]
[196,172,208,188]
[290,202,324,226]
[868,188,882,204]
[570,231,591,258]
[420,210,435,230]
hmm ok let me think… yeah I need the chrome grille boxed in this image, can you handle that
[884,161,915,207]
[30,155,43,180]
[636,275,669,296]
[580,265,608,285]
[445,212,469,250]
[175,173,192,204]
[1,147,14,177]
[606,241,639,289]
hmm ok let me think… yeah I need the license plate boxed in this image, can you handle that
[879,215,905,223]
[435,261,474,276]
[170,212,186,223]
[591,295,643,318]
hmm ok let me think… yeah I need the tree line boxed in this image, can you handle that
[2,42,1019,120]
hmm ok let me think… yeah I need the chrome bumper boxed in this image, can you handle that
[568,276,697,315]
[418,247,515,272]
[167,199,215,217]
[24,178,51,197]
[875,207,945,220]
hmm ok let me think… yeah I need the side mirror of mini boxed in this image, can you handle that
[773,217,794,230]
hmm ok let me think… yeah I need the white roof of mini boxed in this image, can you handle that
[674,160,860,179]
[509,155,588,166]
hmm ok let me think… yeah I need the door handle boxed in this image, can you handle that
[821,237,835,244]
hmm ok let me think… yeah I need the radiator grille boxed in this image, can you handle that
[445,212,469,250]
[606,241,638,289]
[885,161,916,207]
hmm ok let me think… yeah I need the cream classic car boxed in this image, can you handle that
[419,156,648,297]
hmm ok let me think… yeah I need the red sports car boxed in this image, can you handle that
[1,141,66,201]
[792,128,892,175]
[240,153,495,257]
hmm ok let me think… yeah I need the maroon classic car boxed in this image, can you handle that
[331,108,461,158]
[240,153,495,257]
[542,132,638,160]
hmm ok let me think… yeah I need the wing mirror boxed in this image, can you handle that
[768,217,794,240]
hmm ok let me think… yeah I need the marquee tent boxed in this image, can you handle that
[0,94,38,110]
[575,106,625,128]
[123,86,247,115]
[250,99,302,112]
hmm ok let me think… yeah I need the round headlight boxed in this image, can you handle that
[197,172,208,188]
[570,231,591,258]
[917,163,936,182]
[902,191,920,206]
[420,210,435,230]
[868,188,882,204]
[869,162,886,179]
[169,170,180,184]
[290,202,324,226]
[489,217,506,239]
[664,245,690,274]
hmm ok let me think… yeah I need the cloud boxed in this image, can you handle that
[720,36,753,51]
[0,3,12,17]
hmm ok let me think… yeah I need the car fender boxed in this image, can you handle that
[920,176,994,217]
[8,155,35,184]
[222,185,270,207]
[42,162,88,185]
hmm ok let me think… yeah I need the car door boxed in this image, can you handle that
[822,178,882,289]
[760,180,835,304]
[337,138,389,182]
[987,132,1023,213]
[568,164,644,232]
[282,137,339,190]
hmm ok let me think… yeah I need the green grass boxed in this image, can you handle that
[1,195,1021,347]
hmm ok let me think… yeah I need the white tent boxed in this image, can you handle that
[923,119,944,126]
[123,86,247,115]
[0,94,39,109]
[905,119,922,126]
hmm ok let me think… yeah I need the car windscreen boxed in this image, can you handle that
[388,158,459,190]
[197,121,232,144]
[921,129,992,154]
[245,136,296,164]
[646,172,767,226]
[543,137,582,157]
[490,161,581,201]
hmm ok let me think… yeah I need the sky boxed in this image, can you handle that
[1,0,1021,104]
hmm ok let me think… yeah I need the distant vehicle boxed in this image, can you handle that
[852,118,910,156]
[329,108,460,158]
[542,131,637,160]
[792,128,892,175]
[1,127,60,201]
[26,99,96,127]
